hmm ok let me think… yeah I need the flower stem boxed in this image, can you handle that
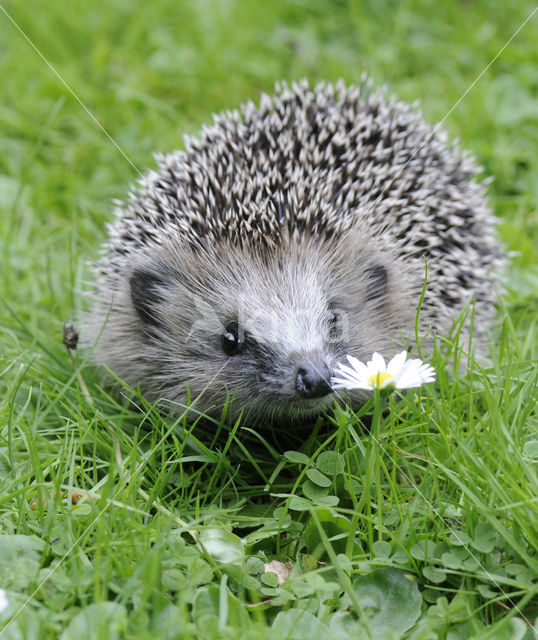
[348,391,385,553]
[368,388,383,547]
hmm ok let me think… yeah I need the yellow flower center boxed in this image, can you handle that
[368,371,395,388]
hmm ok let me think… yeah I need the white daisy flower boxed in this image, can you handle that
[0,588,8,613]
[331,350,436,392]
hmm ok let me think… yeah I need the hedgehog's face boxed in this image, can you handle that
[112,235,420,424]
[127,247,341,422]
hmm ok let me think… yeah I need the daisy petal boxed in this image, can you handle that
[370,352,387,372]
[345,355,370,379]
[331,354,372,390]
[393,361,421,388]
[387,351,407,375]
[331,365,362,381]
[331,376,372,391]
[417,363,436,383]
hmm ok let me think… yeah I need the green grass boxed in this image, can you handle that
[0,0,537,638]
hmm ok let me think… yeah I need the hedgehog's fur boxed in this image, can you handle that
[85,79,504,423]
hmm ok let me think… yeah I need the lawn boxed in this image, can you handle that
[0,0,537,638]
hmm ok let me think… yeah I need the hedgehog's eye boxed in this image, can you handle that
[328,310,338,327]
[328,307,342,342]
[221,322,244,356]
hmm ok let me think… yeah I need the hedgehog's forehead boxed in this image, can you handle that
[192,241,335,329]
[213,250,331,319]
[188,237,334,286]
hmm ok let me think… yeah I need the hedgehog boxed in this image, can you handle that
[84,79,504,424]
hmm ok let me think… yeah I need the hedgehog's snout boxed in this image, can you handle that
[295,361,333,399]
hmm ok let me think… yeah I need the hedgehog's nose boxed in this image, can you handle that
[296,362,333,399]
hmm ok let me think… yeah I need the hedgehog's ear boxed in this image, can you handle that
[364,264,389,301]
[130,268,169,326]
